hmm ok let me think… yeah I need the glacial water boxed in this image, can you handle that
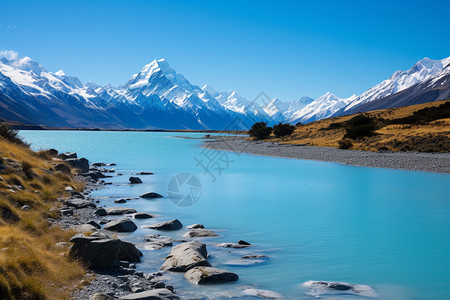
[19,130,450,299]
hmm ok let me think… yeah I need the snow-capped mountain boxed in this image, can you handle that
[288,56,450,124]
[0,50,449,130]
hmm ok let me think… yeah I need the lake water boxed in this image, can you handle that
[19,130,450,299]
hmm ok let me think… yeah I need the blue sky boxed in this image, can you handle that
[1,0,449,100]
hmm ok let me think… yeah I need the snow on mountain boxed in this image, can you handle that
[339,56,450,114]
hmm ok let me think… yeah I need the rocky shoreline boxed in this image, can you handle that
[52,151,380,299]
[203,136,450,173]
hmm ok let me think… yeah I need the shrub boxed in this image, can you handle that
[248,122,272,140]
[344,115,378,139]
[338,139,353,149]
[273,123,295,137]
[388,101,450,125]
[0,124,29,147]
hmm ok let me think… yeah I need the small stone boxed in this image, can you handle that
[129,177,142,184]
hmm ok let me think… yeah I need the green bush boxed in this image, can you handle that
[248,122,272,140]
[273,123,295,137]
[344,115,377,139]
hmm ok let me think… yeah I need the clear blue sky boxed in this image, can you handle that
[1,0,449,100]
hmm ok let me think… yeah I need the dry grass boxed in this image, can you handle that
[0,137,86,299]
[272,100,450,152]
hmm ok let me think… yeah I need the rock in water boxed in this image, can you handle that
[217,242,249,248]
[184,266,238,284]
[144,219,182,231]
[140,192,163,199]
[70,238,121,269]
[183,229,218,238]
[106,207,137,215]
[104,218,138,232]
[243,288,283,299]
[186,224,204,229]
[161,241,210,272]
[118,289,179,300]
[302,281,378,298]
[134,212,154,219]
[129,177,142,184]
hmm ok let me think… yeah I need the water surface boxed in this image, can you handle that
[20,130,450,299]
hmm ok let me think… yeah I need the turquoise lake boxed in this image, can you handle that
[19,130,450,299]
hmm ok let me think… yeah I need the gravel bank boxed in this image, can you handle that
[203,136,450,173]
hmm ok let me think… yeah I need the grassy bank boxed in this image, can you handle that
[272,100,450,152]
[0,127,86,299]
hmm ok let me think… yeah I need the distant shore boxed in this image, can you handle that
[203,136,450,173]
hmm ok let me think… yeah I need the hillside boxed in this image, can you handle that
[0,127,86,299]
[275,100,450,152]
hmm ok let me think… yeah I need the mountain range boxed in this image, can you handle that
[0,50,449,130]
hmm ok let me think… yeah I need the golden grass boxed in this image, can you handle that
[274,100,450,152]
[0,137,86,299]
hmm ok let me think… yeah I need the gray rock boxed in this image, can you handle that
[129,177,143,184]
[89,293,114,300]
[93,207,107,216]
[104,218,138,232]
[58,152,77,160]
[186,224,204,229]
[217,242,249,248]
[238,240,251,245]
[161,241,210,272]
[115,199,127,203]
[302,281,378,298]
[66,158,89,173]
[134,213,154,219]
[140,192,163,199]
[183,229,218,238]
[242,288,283,299]
[119,284,131,291]
[60,207,73,215]
[118,289,180,300]
[71,224,98,233]
[106,207,137,215]
[21,205,31,211]
[79,171,107,181]
[144,235,173,250]
[144,219,182,231]
[87,220,101,229]
[184,266,238,284]
[64,198,97,209]
[118,240,142,262]
[70,238,122,269]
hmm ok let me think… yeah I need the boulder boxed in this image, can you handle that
[134,213,154,219]
[217,242,249,248]
[129,177,143,184]
[104,218,138,232]
[118,289,179,300]
[106,207,137,215]
[54,163,71,174]
[93,207,107,216]
[302,281,378,298]
[58,152,77,160]
[70,238,122,269]
[186,224,204,229]
[184,267,238,284]
[144,235,173,250]
[46,148,59,157]
[64,199,96,209]
[140,192,163,199]
[115,199,127,203]
[70,224,98,233]
[90,293,114,300]
[87,220,101,229]
[66,158,89,173]
[70,236,141,269]
[161,241,210,272]
[183,229,218,238]
[144,219,182,231]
